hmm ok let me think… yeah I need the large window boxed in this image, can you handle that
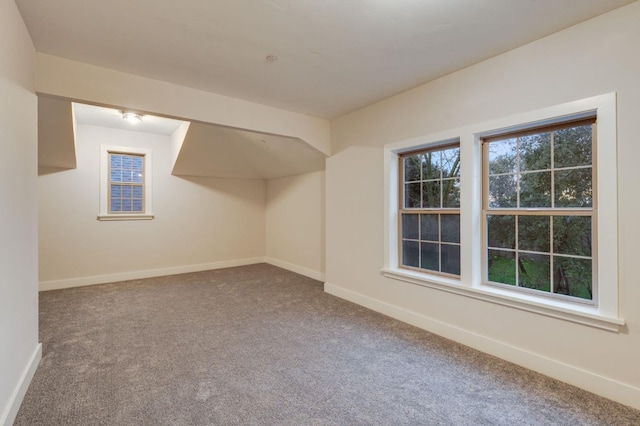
[483,119,595,302]
[98,145,153,220]
[399,144,461,276]
[383,93,621,330]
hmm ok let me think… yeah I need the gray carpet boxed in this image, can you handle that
[14,264,640,425]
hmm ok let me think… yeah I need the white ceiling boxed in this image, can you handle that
[16,0,636,119]
[57,101,326,180]
[73,103,186,135]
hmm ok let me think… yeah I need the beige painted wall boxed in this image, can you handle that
[327,1,640,409]
[0,0,39,424]
[39,124,266,287]
[266,171,325,280]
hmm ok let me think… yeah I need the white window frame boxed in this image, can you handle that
[382,93,623,331]
[98,145,154,221]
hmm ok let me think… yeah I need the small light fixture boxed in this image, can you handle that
[265,54,279,63]
[121,111,143,124]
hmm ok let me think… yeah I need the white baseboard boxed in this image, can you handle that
[1,343,42,426]
[39,257,266,291]
[264,257,325,281]
[324,282,640,411]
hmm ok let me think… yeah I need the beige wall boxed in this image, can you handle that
[0,0,40,424]
[327,1,640,409]
[266,171,325,280]
[39,124,266,288]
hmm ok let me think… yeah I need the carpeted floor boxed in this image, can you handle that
[14,264,640,425]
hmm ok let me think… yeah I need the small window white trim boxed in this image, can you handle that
[383,93,622,331]
[98,145,154,221]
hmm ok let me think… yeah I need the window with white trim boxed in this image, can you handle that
[99,145,154,221]
[382,93,622,331]
[108,152,145,213]
[483,119,595,302]
[399,144,461,275]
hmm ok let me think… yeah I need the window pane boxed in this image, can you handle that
[518,216,550,253]
[132,200,143,212]
[402,214,419,240]
[488,138,517,174]
[122,156,132,168]
[554,125,592,168]
[110,199,121,212]
[442,178,460,208]
[554,168,592,208]
[487,249,516,285]
[122,186,132,198]
[441,147,460,178]
[420,214,438,241]
[519,253,550,292]
[422,181,440,208]
[423,151,440,180]
[488,174,517,208]
[132,172,143,183]
[420,242,439,271]
[402,240,420,268]
[520,171,551,208]
[487,215,515,249]
[111,185,122,197]
[441,244,460,275]
[553,256,592,300]
[553,216,591,257]
[404,155,421,182]
[121,199,132,212]
[132,186,143,199]
[519,132,551,172]
[132,156,143,170]
[110,170,121,182]
[110,154,122,168]
[441,215,460,243]
[405,183,421,208]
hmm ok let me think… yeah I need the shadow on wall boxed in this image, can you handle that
[173,175,267,204]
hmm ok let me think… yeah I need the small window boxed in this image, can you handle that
[108,152,145,213]
[399,144,461,276]
[99,146,153,220]
[482,118,595,302]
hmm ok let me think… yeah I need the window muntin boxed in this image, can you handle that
[108,152,145,213]
[483,119,595,302]
[384,94,620,330]
[400,144,461,276]
[99,145,153,221]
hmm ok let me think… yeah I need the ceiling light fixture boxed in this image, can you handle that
[265,54,279,63]
[121,111,143,124]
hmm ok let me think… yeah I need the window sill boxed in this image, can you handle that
[97,214,155,221]
[380,267,624,332]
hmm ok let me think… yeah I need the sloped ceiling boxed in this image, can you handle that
[173,122,325,180]
[38,99,326,180]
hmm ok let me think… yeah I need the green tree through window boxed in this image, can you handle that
[400,144,461,276]
[484,119,594,301]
